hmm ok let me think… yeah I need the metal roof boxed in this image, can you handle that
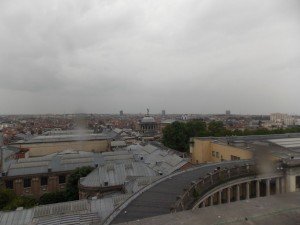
[269,138,300,148]
[80,161,157,187]
[12,130,117,144]
[0,194,131,225]
[3,143,187,178]
[80,144,188,189]
[127,144,188,175]
[0,209,33,225]
[4,151,104,177]
[111,140,127,147]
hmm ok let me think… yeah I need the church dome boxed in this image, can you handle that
[141,116,156,123]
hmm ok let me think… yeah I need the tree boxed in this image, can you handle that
[162,120,209,152]
[162,121,188,152]
[207,121,226,136]
[0,189,15,209]
[3,196,36,211]
[162,119,300,153]
[66,166,94,201]
[0,189,36,210]
[185,120,208,137]
[39,191,67,205]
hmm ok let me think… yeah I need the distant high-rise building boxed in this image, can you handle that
[226,110,231,115]
[162,110,166,116]
[270,113,295,126]
[120,110,124,116]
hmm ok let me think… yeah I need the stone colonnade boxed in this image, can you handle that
[200,177,284,207]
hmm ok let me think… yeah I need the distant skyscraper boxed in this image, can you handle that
[162,110,166,116]
[120,110,124,116]
[226,110,231,115]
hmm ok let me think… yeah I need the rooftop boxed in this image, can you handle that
[2,150,104,177]
[10,130,118,144]
[0,194,132,225]
[80,143,188,189]
[80,161,157,188]
[117,192,300,225]
[194,133,300,159]
[2,143,188,180]
[141,117,156,123]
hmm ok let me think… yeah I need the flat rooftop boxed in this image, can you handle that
[117,192,300,225]
[10,131,118,144]
[194,133,300,159]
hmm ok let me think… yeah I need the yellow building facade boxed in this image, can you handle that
[190,138,253,164]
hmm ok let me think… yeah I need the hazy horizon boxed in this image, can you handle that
[0,0,299,115]
[0,111,297,116]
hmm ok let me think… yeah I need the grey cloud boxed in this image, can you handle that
[0,0,299,114]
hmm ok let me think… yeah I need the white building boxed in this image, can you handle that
[270,113,295,126]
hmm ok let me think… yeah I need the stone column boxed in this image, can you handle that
[236,185,240,201]
[31,177,40,198]
[227,187,231,203]
[266,179,270,196]
[281,177,286,194]
[14,179,23,196]
[256,180,260,197]
[276,178,280,194]
[246,182,250,200]
[202,201,206,208]
[286,174,296,193]
[218,190,222,204]
[210,196,214,206]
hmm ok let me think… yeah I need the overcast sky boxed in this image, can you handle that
[0,0,299,115]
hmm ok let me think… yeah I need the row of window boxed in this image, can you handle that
[212,151,240,161]
[230,155,241,161]
[5,175,66,189]
[212,151,220,158]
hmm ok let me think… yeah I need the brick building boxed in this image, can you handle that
[1,150,102,198]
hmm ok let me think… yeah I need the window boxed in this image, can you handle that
[231,155,241,161]
[212,151,215,157]
[216,152,219,158]
[5,180,13,189]
[59,175,66,184]
[41,177,48,186]
[296,176,300,189]
[24,178,31,188]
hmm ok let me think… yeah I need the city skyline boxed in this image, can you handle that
[0,0,299,114]
[0,111,299,117]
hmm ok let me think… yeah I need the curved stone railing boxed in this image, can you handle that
[170,164,257,213]
[191,172,283,209]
